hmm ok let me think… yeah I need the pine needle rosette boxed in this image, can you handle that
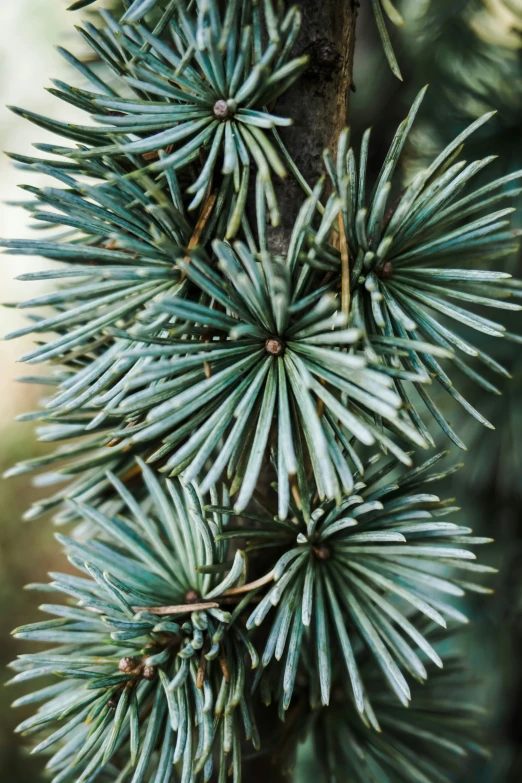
[207,452,493,717]
[315,88,522,449]
[108,237,429,518]
[12,0,307,228]
[10,465,259,782]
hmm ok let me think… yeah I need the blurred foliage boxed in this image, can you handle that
[0,427,64,783]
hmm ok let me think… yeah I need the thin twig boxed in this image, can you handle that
[133,572,275,615]
[133,601,220,615]
[188,191,218,251]
[338,213,351,316]
[180,190,218,283]
[120,462,144,483]
[221,569,275,596]
[290,475,302,511]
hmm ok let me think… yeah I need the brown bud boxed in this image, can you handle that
[118,656,141,674]
[313,544,331,561]
[376,261,393,280]
[142,666,156,681]
[265,337,285,356]
[185,589,200,604]
[213,99,231,120]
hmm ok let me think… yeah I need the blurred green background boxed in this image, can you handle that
[1,1,522,781]
[0,4,87,780]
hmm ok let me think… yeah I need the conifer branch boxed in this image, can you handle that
[3,2,517,782]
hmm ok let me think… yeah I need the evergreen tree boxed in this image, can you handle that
[4,1,521,781]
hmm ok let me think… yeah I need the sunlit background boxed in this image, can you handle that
[1,1,522,781]
[0,4,90,780]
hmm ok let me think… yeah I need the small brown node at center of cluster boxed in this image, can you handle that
[185,589,200,604]
[313,543,331,561]
[265,337,285,356]
[118,655,156,683]
[376,261,393,280]
[118,656,141,674]
[213,99,232,120]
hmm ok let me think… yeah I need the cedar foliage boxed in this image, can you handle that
[5,1,521,781]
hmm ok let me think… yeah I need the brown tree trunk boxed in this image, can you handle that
[267,0,359,254]
[243,3,358,780]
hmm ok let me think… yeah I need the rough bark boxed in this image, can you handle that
[267,0,359,254]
